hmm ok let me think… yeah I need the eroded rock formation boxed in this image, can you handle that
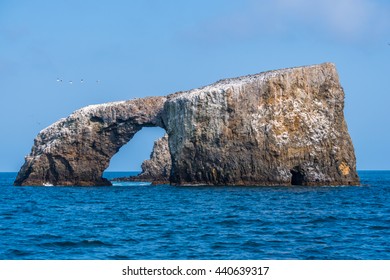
[118,134,171,184]
[15,63,359,186]
[14,97,166,186]
[164,63,359,186]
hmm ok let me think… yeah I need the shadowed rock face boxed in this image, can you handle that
[15,63,359,186]
[14,97,166,186]
[164,63,359,186]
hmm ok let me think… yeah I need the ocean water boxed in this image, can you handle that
[0,171,389,260]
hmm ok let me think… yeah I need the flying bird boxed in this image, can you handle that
[69,80,73,85]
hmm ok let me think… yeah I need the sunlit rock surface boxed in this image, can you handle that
[15,63,359,186]
[164,62,359,186]
[14,97,166,186]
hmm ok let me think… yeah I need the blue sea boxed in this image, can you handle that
[0,171,389,260]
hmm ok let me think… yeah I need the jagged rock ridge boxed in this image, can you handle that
[15,63,359,186]
[118,134,171,184]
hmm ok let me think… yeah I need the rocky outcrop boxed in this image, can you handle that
[14,97,166,186]
[117,134,171,184]
[164,63,359,186]
[15,62,359,186]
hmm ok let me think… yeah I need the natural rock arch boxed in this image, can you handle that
[15,63,360,186]
[14,97,166,186]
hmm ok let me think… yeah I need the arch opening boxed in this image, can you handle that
[104,127,166,179]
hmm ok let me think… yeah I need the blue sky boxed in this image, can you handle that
[1,0,389,171]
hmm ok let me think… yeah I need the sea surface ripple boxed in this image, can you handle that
[0,171,389,259]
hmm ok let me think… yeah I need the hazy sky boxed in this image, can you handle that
[1,0,389,171]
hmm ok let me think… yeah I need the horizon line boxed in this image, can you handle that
[1,169,390,173]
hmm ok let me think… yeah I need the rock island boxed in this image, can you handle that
[14,63,360,186]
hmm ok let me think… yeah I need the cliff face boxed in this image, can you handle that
[15,62,359,186]
[164,63,359,186]
[14,97,166,186]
